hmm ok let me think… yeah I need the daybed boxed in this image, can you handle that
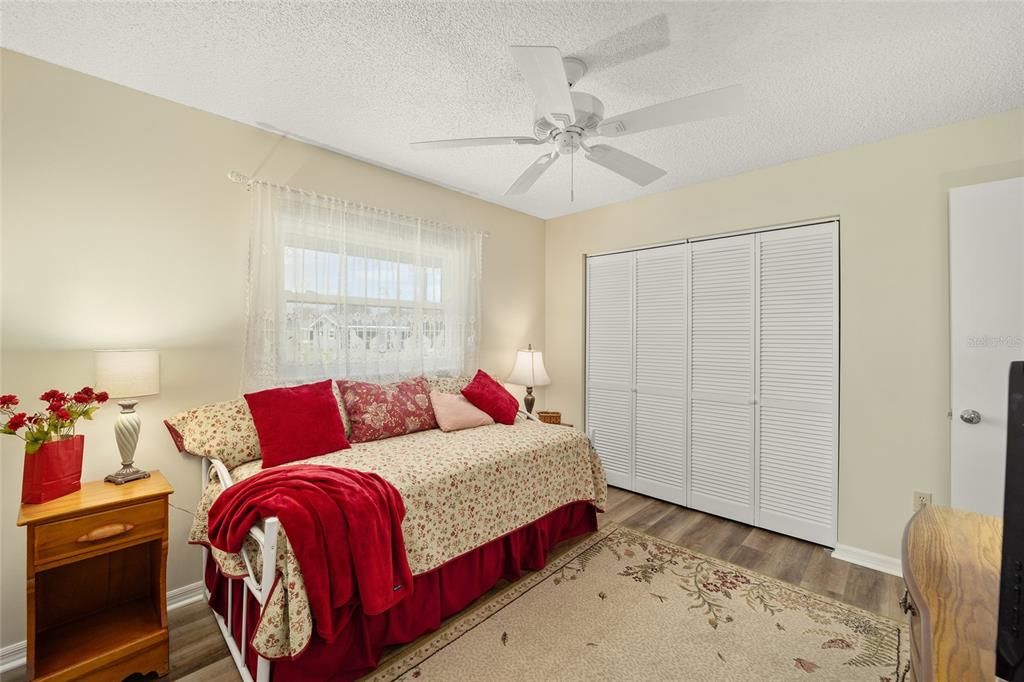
[167,379,608,682]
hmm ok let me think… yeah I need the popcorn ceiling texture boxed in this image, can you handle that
[2,1,1022,219]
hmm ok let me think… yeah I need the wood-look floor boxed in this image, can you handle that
[1,486,906,681]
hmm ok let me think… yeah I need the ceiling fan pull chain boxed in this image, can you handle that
[570,149,575,202]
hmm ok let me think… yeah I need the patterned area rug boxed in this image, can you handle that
[367,524,910,681]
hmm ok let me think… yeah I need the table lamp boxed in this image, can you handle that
[506,344,551,414]
[95,349,160,484]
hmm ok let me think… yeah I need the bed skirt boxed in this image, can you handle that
[205,500,599,681]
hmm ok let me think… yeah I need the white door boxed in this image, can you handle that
[634,244,688,504]
[688,235,757,524]
[756,222,838,546]
[950,177,1024,518]
[586,252,635,490]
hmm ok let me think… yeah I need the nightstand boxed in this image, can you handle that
[17,471,173,681]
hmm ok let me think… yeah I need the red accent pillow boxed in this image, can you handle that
[461,370,519,425]
[337,376,438,443]
[244,380,350,468]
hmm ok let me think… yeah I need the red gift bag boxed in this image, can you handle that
[22,435,84,504]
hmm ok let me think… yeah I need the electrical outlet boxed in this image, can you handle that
[913,491,932,512]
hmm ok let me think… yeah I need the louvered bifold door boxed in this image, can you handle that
[756,222,838,546]
[688,235,756,524]
[634,244,688,504]
[586,252,634,489]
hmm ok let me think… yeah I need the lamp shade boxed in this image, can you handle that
[95,349,160,399]
[506,347,551,387]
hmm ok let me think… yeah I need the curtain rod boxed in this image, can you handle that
[227,171,490,238]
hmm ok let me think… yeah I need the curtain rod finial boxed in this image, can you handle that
[227,170,250,184]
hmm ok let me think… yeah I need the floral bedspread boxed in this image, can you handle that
[189,418,608,658]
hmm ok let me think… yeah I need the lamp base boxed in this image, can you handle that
[524,386,536,414]
[105,464,151,485]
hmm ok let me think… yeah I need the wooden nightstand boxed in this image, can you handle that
[17,471,174,681]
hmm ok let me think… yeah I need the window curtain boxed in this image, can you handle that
[243,182,483,391]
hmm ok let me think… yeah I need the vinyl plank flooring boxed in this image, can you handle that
[799,544,851,601]
[761,535,817,585]
[741,526,786,553]
[644,504,704,545]
[0,487,906,681]
[723,543,767,572]
[598,490,652,525]
[843,562,890,616]
[619,497,678,530]
[174,654,244,682]
[606,487,906,621]
[168,599,232,680]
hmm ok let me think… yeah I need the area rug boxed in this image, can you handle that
[367,524,910,681]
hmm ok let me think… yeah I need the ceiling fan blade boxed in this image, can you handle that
[584,144,666,186]
[411,136,543,150]
[579,14,671,75]
[510,46,576,127]
[596,84,744,138]
[505,152,559,195]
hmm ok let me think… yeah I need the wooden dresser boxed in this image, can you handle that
[17,472,174,681]
[902,505,1002,681]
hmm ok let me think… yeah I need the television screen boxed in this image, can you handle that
[998,361,1024,680]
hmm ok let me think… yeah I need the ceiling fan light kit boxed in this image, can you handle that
[411,45,744,198]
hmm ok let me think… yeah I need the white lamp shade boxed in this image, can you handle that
[95,349,160,399]
[506,348,551,387]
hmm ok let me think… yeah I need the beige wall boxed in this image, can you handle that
[0,51,546,647]
[545,108,1024,561]
[2,45,1022,651]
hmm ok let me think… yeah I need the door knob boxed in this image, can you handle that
[959,409,981,425]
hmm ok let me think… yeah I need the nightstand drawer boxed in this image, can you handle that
[34,499,165,567]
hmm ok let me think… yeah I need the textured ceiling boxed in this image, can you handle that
[3,1,1023,219]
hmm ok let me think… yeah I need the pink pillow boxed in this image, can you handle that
[429,390,494,432]
[337,376,437,443]
[461,370,519,425]
[243,380,350,469]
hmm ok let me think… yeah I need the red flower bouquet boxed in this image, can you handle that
[2,387,109,503]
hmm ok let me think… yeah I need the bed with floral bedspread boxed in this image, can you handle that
[188,417,608,658]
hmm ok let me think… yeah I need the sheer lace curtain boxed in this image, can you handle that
[243,182,483,391]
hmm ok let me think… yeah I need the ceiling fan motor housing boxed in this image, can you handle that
[533,91,605,141]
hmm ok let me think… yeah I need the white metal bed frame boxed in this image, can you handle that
[199,410,542,682]
[201,456,278,682]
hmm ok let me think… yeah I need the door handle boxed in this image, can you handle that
[959,409,981,425]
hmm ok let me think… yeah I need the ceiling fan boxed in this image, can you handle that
[411,45,744,197]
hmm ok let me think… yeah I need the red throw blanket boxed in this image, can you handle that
[207,464,413,645]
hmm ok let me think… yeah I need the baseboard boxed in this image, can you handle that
[0,579,206,673]
[167,579,207,610]
[830,544,903,577]
[0,640,25,674]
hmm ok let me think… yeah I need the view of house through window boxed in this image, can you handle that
[243,183,482,389]
[282,247,446,364]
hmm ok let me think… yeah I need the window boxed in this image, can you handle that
[243,184,482,389]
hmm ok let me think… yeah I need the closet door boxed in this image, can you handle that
[688,235,756,524]
[756,222,838,546]
[586,252,634,489]
[633,244,688,504]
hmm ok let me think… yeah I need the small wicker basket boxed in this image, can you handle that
[536,411,561,425]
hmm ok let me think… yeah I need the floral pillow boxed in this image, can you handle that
[337,376,437,443]
[165,382,349,469]
[426,374,475,395]
[164,398,261,470]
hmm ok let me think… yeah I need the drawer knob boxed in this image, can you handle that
[76,523,135,543]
